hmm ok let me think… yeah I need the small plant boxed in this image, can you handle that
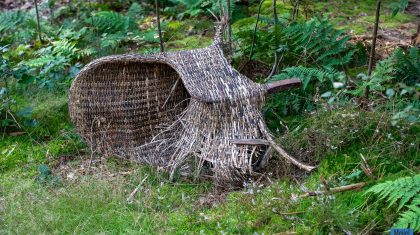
[366,174,420,231]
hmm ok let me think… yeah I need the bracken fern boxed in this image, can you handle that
[366,174,420,231]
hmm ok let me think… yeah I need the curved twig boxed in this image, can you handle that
[249,0,264,61]
[258,119,316,172]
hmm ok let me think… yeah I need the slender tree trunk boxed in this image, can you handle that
[249,0,264,61]
[49,1,54,24]
[34,0,42,43]
[226,0,232,53]
[267,0,281,80]
[155,0,164,52]
[365,0,381,100]
[291,0,300,21]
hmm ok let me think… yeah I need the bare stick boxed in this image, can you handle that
[360,154,376,180]
[258,119,315,172]
[320,175,330,191]
[226,0,232,53]
[258,146,272,169]
[34,0,42,42]
[155,0,164,52]
[273,210,304,216]
[298,182,367,198]
[267,0,281,79]
[365,0,381,100]
[127,174,149,203]
[249,0,264,61]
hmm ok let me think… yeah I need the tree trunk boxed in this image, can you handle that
[226,0,232,54]
[249,0,264,61]
[34,0,42,43]
[155,0,164,52]
[365,0,381,100]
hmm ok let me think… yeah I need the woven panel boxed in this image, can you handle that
[69,61,190,154]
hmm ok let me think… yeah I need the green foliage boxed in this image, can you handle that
[266,18,352,115]
[283,18,354,68]
[391,0,409,17]
[88,11,130,33]
[167,0,235,19]
[273,66,345,90]
[366,174,420,231]
[392,47,420,86]
[0,10,26,34]
[0,1,419,234]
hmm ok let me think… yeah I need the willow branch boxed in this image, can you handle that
[249,0,264,61]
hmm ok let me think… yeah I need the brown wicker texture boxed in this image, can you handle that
[69,23,315,184]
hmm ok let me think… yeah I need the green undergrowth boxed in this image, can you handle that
[1,0,419,233]
[1,94,418,233]
[247,0,415,35]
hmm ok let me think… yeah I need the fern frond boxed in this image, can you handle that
[24,55,56,68]
[51,40,79,58]
[283,18,352,69]
[366,174,420,231]
[274,66,341,90]
[394,204,420,231]
[0,10,26,33]
[88,11,129,33]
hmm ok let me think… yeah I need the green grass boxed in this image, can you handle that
[1,1,419,233]
[1,92,418,233]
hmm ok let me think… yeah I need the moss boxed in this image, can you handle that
[166,35,212,51]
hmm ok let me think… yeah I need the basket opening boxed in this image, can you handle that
[82,61,190,150]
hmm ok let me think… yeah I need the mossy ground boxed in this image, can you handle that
[1,0,419,234]
[1,90,418,234]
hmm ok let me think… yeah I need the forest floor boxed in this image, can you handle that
[1,0,419,234]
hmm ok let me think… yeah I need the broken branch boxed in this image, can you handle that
[298,182,367,198]
[258,119,316,172]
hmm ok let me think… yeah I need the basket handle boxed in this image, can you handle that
[265,78,301,94]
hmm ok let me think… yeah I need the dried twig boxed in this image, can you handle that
[258,119,316,172]
[298,182,367,198]
[127,174,149,203]
[273,210,304,216]
[359,154,376,180]
[320,175,330,191]
[258,146,272,170]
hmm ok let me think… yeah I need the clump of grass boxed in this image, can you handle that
[276,105,418,166]
[0,165,211,234]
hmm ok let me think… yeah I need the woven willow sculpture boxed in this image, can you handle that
[69,23,315,184]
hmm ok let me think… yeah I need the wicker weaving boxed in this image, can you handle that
[69,23,315,185]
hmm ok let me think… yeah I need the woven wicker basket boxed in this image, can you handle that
[69,24,314,184]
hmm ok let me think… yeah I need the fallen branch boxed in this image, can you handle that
[298,182,367,198]
[258,119,316,172]
[273,210,304,216]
